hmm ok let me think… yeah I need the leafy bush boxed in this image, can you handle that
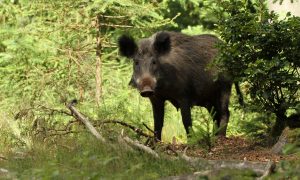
[216,0,300,138]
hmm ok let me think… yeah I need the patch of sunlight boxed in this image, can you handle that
[163,102,186,143]
[268,0,300,18]
[0,112,33,150]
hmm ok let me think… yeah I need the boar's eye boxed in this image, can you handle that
[135,61,139,66]
[152,60,156,65]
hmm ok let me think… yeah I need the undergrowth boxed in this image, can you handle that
[0,134,192,179]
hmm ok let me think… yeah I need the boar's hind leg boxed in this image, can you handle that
[179,100,192,137]
[214,93,230,136]
[150,97,165,141]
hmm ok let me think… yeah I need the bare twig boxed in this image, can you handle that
[46,130,80,137]
[67,101,106,143]
[122,136,159,159]
[37,105,72,116]
[98,120,153,138]
[99,23,133,28]
[65,120,79,131]
[99,15,127,19]
[42,101,152,140]
[142,123,155,134]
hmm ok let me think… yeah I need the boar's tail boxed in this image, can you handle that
[234,82,244,107]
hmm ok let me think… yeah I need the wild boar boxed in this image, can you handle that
[118,31,242,140]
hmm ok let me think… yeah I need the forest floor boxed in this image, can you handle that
[170,136,298,162]
[1,133,299,179]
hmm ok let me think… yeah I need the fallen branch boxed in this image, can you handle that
[161,160,276,180]
[37,105,72,116]
[143,123,155,134]
[67,100,106,143]
[122,136,159,159]
[173,147,275,176]
[257,160,276,180]
[60,101,276,178]
[98,120,153,138]
[160,172,207,180]
[34,104,152,140]
[117,134,134,152]
[208,159,275,176]
[34,120,80,139]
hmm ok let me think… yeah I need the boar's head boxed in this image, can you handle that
[118,32,171,97]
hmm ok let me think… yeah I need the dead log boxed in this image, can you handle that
[207,159,275,175]
[67,101,106,143]
[174,147,276,176]
[160,172,204,180]
[160,159,275,179]
[257,160,276,180]
[161,160,276,180]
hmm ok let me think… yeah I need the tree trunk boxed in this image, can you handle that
[95,56,102,106]
[270,112,287,140]
[271,127,289,154]
[95,16,102,106]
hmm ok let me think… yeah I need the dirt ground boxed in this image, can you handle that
[170,136,299,162]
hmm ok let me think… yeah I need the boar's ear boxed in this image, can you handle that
[118,35,137,58]
[154,32,171,55]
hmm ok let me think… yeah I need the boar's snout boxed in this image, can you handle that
[137,76,156,97]
[140,86,154,97]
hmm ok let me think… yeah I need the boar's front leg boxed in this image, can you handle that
[179,100,192,137]
[150,97,165,141]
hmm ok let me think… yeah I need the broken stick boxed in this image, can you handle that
[67,100,106,143]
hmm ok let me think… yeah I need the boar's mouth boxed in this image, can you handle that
[140,86,154,97]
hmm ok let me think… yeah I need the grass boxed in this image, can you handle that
[0,134,193,179]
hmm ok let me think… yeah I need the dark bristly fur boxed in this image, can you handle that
[153,32,171,54]
[118,31,243,140]
[118,35,137,58]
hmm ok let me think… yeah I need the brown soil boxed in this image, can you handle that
[168,136,299,162]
